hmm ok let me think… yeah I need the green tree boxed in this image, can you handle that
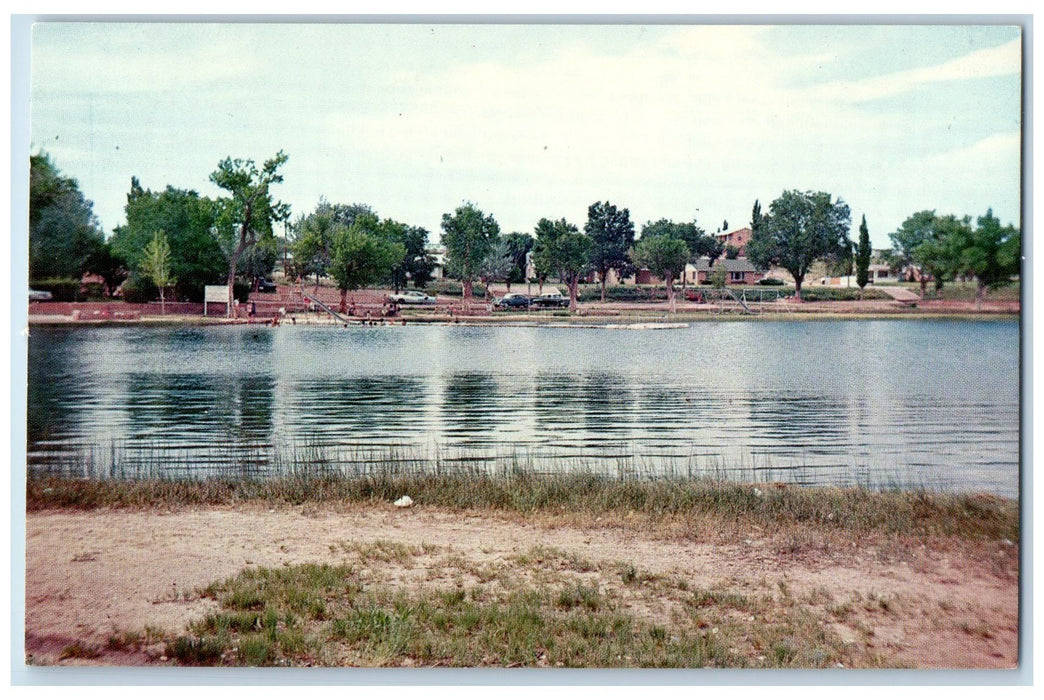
[479,239,514,298]
[889,210,938,291]
[382,221,435,292]
[210,151,290,317]
[585,201,635,302]
[533,217,591,310]
[958,209,1021,309]
[441,203,501,301]
[138,230,176,314]
[329,213,405,313]
[630,235,690,312]
[746,190,852,300]
[289,202,340,290]
[109,179,224,302]
[29,152,106,283]
[855,214,872,296]
[502,232,535,289]
[911,214,967,297]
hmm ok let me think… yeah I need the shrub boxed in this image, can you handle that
[29,278,81,301]
[119,276,157,303]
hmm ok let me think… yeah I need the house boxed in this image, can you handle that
[428,247,447,279]
[691,257,766,285]
[715,227,753,256]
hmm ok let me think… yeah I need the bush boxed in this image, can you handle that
[798,287,889,301]
[426,279,488,298]
[29,278,81,302]
[757,277,785,286]
[119,276,158,303]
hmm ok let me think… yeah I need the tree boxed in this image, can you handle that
[329,213,405,313]
[746,190,852,300]
[533,217,591,311]
[640,219,712,289]
[479,239,514,297]
[210,151,290,317]
[585,201,635,302]
[138,230,176,314]
[383,222,435,292]
[912,214,967,297]
[441,203,500,301]
[889,210,938,291]
[109,179,224,302]
[289,202,340,291]
[502,232,535,290]
[724,244,741,260]
[855,215,872,297]
[29,152,106,282]
[630,235,690,312]
[958,209,1021,309]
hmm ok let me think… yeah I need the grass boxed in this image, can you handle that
[162,544,861,668]
[27,470,1019,543]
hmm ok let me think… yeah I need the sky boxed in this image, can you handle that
[26,21,1023,250]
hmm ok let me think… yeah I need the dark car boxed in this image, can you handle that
[494,292,531,309]
[255,278,278,293]
[530,291,570,308]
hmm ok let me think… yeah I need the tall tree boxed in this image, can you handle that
[289,201,340,290]
[533,217,590,311]
[855,214,872,297]
[585,201,635,302]
[746,190,852,300]
[889,210,938,288]
[329,213,405,313]
[959,209,1021,309]
[441,203,501,301]
[641,219,710,289]
[210,151,290,317]
[502,232,535,290]
[630,235,690,313]
[138,230,176,315]
[109,179,224,302]
[911,214,968,297]
[382,221,435,292]
[29,151,106,282]
[479,239,514,297]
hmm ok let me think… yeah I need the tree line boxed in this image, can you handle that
[29,150,1021,315]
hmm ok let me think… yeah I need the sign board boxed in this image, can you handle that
[204,285,227,316]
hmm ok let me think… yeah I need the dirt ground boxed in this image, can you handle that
[23,503,1020,669]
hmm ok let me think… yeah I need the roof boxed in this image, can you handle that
[692,256,764,273]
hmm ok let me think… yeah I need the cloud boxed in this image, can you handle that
[810,37,1022,103]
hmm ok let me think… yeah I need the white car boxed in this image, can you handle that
[388,290,436,304]
[29,289,53,301]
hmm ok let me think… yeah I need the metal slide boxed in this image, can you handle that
[301,290,352,324]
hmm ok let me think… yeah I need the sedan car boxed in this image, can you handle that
[493,292,531,309]
[28,289,53,301]
[388,290,437,304]
[530,291,570,308]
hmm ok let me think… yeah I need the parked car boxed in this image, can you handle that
[28,289,53,301]
[255,278,277,292]
[493,292,531,309]
[530,290,570,308]
[389,290,437,305]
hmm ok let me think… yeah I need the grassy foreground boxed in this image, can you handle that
[27,472,1018,542]
[29,473,1019,668]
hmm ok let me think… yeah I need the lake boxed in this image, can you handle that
[25,320,1021,497]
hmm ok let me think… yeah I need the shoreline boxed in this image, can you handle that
[26,306,1020,327]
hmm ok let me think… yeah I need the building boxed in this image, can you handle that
[715,227,753,256]
[690,257,766,285]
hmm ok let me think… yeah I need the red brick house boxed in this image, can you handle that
[715,227,753,256]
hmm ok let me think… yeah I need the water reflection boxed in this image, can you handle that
[25,321,1020,496]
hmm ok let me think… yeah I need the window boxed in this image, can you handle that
[730,271,745,283]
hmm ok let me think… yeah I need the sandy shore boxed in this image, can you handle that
[23,502,1019,669]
